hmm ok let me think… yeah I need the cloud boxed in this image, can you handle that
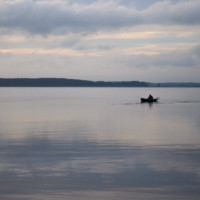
[143,0,200,25]
[116,44,200,68]
[0,52,12,58]
[0,0,200,36]
[60,36,81,48]
[191,44,200,56]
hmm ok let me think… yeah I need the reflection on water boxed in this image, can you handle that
[0,88,200,200]
[141,101,156,109]
[1,139,200,199]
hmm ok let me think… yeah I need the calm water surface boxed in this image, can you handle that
[0,87,200,200]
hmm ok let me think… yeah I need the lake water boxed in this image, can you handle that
[0,87,200,200]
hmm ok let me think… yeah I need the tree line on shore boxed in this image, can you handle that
[0,78,148,87]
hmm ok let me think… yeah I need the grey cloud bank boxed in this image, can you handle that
[0,0,200,35]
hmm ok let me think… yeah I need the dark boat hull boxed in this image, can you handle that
[141,98,158,102]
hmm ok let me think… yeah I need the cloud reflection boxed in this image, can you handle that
[0,137,200,198]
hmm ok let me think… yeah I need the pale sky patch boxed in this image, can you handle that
[86,31,163,40]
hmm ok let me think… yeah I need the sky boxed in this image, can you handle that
[0,0,200,82]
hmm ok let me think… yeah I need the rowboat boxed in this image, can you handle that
[141,98,159,102]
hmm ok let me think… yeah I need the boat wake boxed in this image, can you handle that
[171,101,200,104]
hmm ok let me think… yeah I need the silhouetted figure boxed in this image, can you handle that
[148,94,153,99]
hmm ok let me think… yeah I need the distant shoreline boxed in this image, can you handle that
[0,78,199,87]
[0,78,148,87]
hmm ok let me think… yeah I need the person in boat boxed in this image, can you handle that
[148,94,153,99]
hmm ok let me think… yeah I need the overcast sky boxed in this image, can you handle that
[0,0,200,82]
